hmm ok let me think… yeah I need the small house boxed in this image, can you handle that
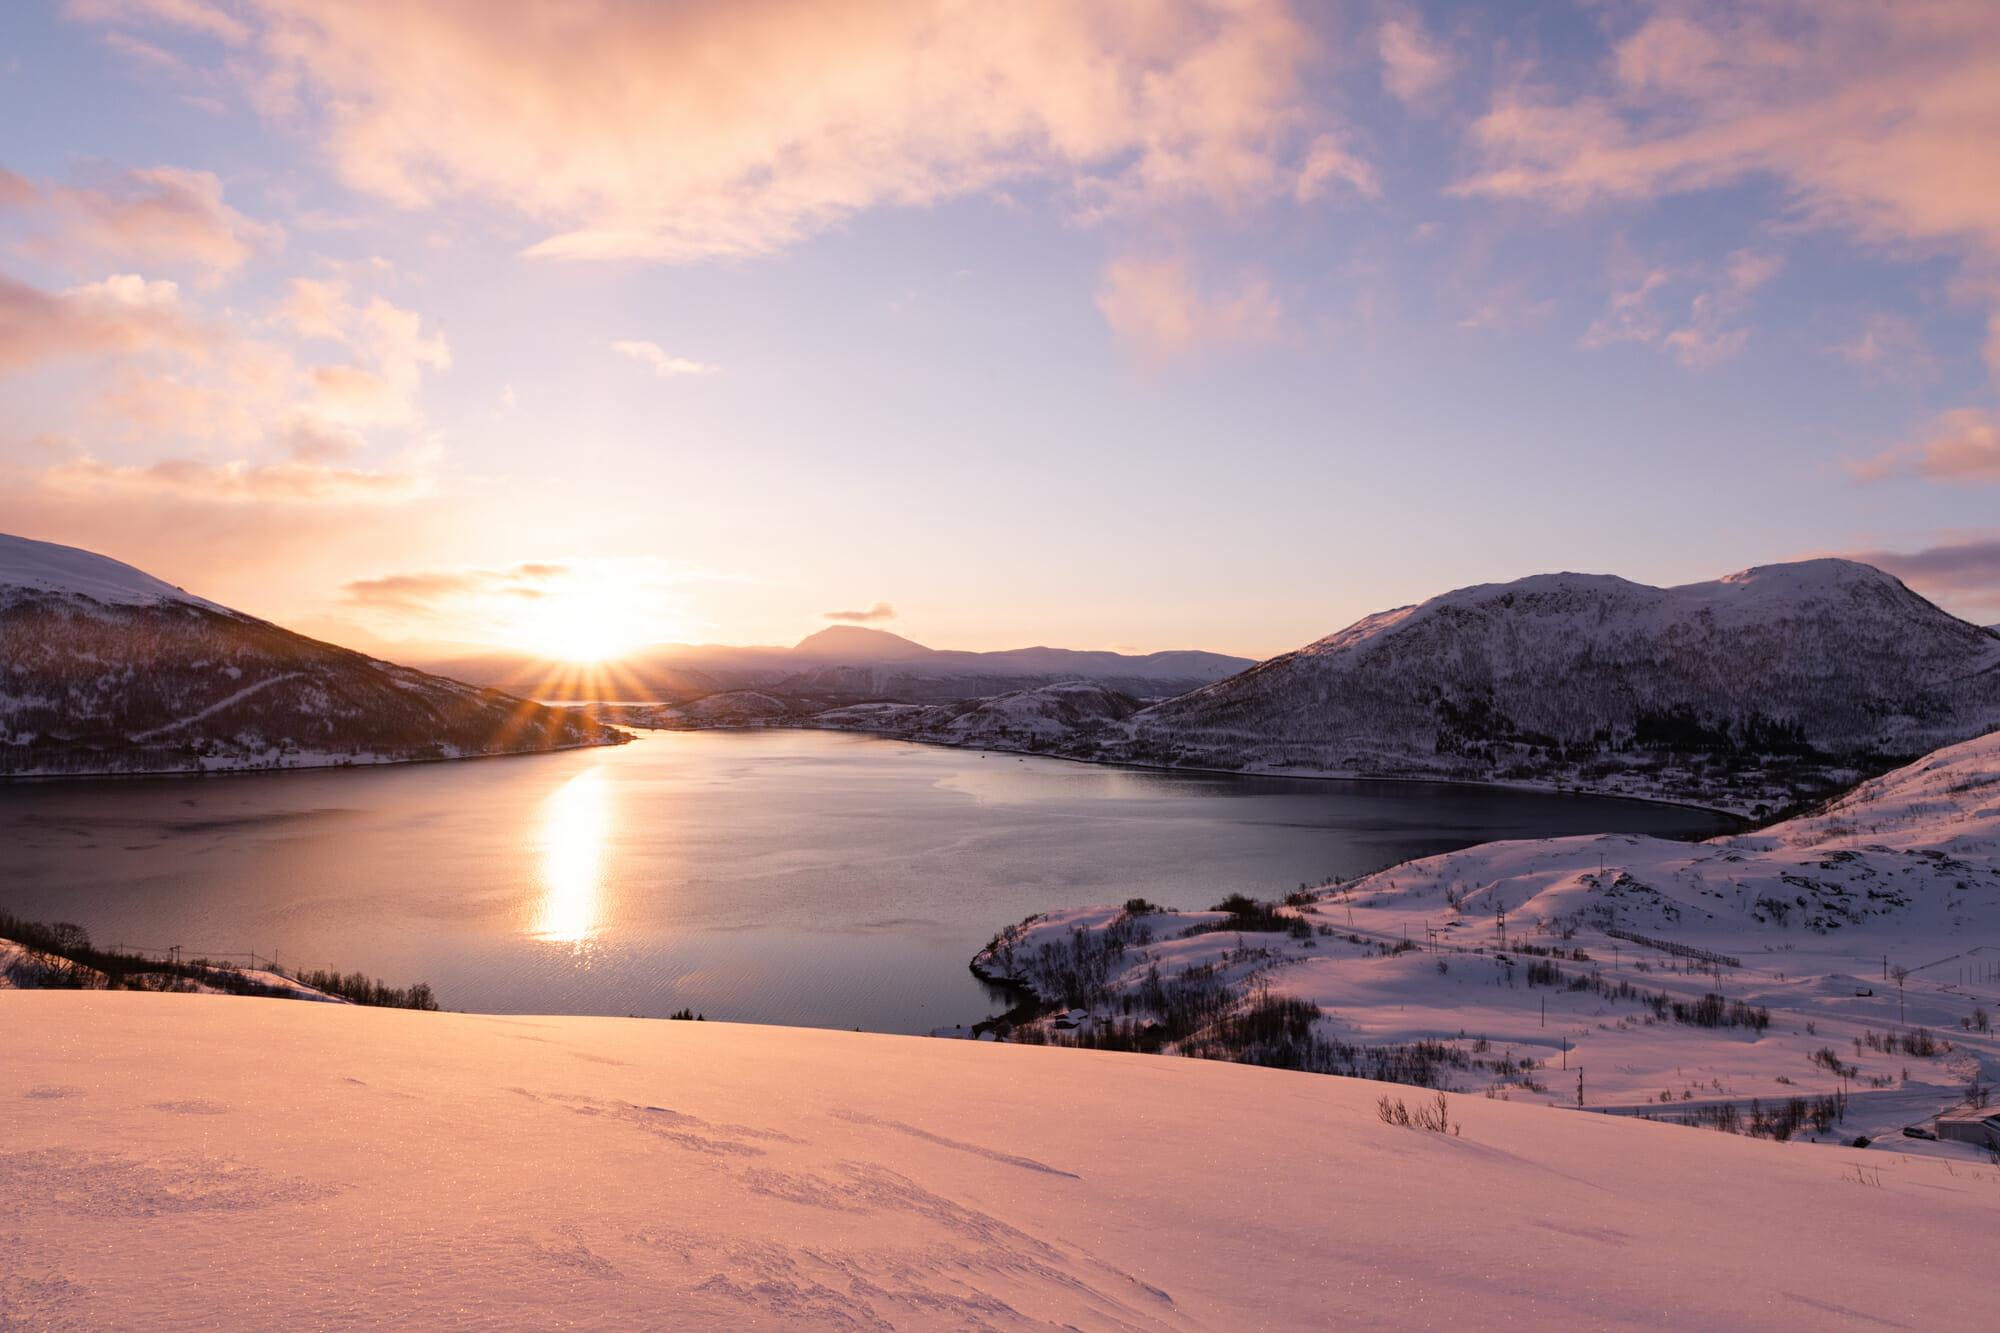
[1934,1106,2000,1150]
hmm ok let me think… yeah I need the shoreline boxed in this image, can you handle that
[0,732,631,784]
[614,712,1763,825]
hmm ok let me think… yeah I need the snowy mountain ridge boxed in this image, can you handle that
[0,532,626,776]
[1074,558,2000,814]
[0,531,230,612]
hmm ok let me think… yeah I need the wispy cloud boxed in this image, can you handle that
[1581,246,1781,367]
[822,602,896,624]
[1457,1,2000,374]
[1376,4,1456,107]
[1830,312,1938,385]
[342,562,562,615]
[0,270,209,368]
[1848,409,2000,485]
[40,445,427,505]
[1096,253,1284,364]
[1849,535,2000,611]
[612,340,718,378]
[0,162,279,280]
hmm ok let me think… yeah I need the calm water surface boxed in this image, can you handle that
[0,730,1736,1032]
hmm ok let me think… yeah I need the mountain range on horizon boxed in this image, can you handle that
[416,622,1258,705]
[9,531,2000,813]
[779,558,2000,817]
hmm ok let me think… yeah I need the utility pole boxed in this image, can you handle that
[1577,1067,1585,1108]
[1541,996,1546,1028]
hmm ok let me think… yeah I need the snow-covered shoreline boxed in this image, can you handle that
[0,732,626,782]
[969,729,2000,1147]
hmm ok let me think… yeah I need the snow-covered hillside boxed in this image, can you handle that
[2,991,1991,1329]
[1066,559,2000,814]
[0,533,626,775]
[975,727,2000,1142]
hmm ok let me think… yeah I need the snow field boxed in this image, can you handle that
[2,990,1994,1330]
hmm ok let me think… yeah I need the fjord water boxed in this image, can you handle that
[0,730,1735,1032]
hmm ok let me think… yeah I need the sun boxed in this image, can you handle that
[500,591,653,663]
[538,610,645,664]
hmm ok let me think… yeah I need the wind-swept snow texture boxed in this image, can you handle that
[977,729,2000,1141]
[2,991,1993,1330]
[0,532,626,775]
[1085,559,2000,814]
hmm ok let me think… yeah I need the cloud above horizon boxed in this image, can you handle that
[1848,410,2000,485]
[822,602,897,624]
[1852,536,2000,612]
[342,562,562,615]
[611,340,718,377]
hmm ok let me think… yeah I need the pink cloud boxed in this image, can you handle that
[1580,246,1780,367]
[39,452,428,504]
[0,270,208,368]
[823,602,897,624]
[1830,312,1937,385]
[66,0,251,47]
[1849,535,2000,612]
[1848,408,2000,484]
[612,341,719,378]
[85,0,1346,260]
[1096,253,1284,364]
[1457,2,2000,261]
[0,162,279,279]
[1377,6,1455,107]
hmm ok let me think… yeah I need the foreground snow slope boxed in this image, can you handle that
[978,728,2000,1130]
[3,991,1992,1330]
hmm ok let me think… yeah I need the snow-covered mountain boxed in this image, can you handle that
[1077,559,2000,814]
[0,533,626,776]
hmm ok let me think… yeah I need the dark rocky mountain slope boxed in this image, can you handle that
[1091,560,2000,815]
[1,534,625,776]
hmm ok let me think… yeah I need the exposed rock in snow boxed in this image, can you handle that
[0,532,626,776]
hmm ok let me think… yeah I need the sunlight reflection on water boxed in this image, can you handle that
[531,767,611,946]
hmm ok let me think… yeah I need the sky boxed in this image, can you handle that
[2,0,1999,662]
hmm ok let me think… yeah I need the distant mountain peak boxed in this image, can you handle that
[791,625,936,660]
